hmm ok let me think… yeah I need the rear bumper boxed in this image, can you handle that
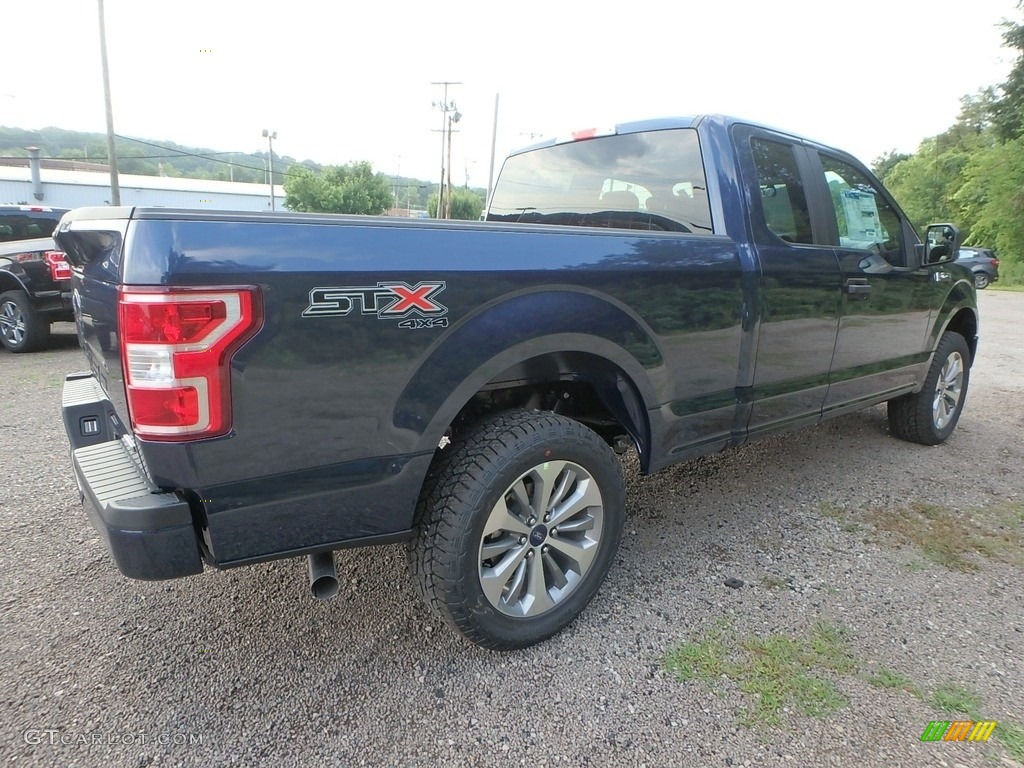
[62,373,203,580]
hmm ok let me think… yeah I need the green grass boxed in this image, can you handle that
[931,682,983,714]
[663,633,729,682]
[865,667,921,697]
[861,500,1023,572]
[664,622,856,727]
[996,722,1024,763]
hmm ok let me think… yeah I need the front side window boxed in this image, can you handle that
[819,154,904,264]
[488,128,712,233]
[750,139,814,245]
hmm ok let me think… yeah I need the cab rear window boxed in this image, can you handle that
[488,129,713,234]
[0,211,64,243]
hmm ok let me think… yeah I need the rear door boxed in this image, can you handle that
[733,125,842,435]
[807,150,937,412]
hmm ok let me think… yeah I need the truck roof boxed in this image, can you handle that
[508,114,816,157]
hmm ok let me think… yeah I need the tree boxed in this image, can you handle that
[427,188,484,220]
[872,150,911,182]
[954,137,1024,281]
[284,162,393,215]
[992,4,1024,140]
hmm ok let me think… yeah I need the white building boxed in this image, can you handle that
[0,164,287,212]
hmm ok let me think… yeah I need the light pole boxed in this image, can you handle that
[262,129,277,211]
[97,0,120,205]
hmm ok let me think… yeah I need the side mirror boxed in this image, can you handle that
[923,222,961,265]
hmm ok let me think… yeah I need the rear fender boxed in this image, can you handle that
[394,289,663,462]
[0,261,31,294]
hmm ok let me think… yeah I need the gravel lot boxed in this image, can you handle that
[1,290,1021,768]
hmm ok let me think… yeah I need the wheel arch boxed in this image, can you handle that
[392,289,664,471]
[0,265,31,295]
[931,288,978,364]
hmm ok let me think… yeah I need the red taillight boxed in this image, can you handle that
[990,258,1000,266]
[44,251,71,281]
[118,287,262,441]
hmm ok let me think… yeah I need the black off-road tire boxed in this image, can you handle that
[0,290,50,353]
[888,331,971,445]
[407,410,626,651]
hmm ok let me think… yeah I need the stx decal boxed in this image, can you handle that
[302,281,448,321]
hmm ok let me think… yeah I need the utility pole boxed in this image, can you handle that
[262,129,277,211]
[445,113,455,219]
[97,0,120,205]
[431,81,461,219]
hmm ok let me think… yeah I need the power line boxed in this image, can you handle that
[114,134,278,174]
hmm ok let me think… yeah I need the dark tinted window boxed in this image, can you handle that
[750,139,813,245]
[0,210,65,243]
[488,129,712,233]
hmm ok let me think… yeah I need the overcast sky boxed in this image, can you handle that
[2,0,1019,190]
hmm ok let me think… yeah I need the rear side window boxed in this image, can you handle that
[488,128,712,233]
[750,139,813,245]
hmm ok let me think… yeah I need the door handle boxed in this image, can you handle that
[845,278,872,298]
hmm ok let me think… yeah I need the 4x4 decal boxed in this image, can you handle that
[303,281,448,326]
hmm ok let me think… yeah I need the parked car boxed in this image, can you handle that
[956,246,999,289]
[0,205,73,352]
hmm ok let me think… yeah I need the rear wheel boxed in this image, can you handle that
[408,410,626,650]
[0,290,50,353]
[974,272,990,290]
[887,331,970,445]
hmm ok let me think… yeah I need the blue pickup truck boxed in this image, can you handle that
[56,115,977,650]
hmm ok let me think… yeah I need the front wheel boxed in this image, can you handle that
[887,331,971,445]
[0,290,50,353]
[408,410,626,650]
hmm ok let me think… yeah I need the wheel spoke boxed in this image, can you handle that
[529,460,567,519]
[523,552,554,616]
[481,533,519,561]
[502,559,528,607]
[548,477,602,527]
[480,546,529,605]
[547,466,577,512]
[542,549,569,590]
[547,536,598,574]
[483,495,531,538]
[944,356,963,387]
[509,478,532,518]
[552,514,596,534]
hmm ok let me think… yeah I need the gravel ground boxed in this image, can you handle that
[1,290,1021,768]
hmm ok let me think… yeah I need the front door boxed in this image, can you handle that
[811,151,937,412]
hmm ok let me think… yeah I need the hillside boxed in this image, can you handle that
[0,126,442,209]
